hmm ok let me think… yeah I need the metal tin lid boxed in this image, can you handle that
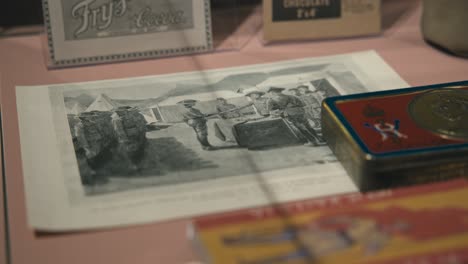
[324,81,468,160]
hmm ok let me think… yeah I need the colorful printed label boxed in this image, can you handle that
[335,87,468,154]
[193,180,468,264]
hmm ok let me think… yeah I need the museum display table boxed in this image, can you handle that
[1,1,468,263]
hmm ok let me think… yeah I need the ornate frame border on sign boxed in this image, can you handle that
[41,0,213,67]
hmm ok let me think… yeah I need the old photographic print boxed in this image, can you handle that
[56,62,368,196]
[62,0,194,40]
[17,51,409,229]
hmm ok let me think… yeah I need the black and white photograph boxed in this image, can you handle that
[61,63,364,196]
[16,51,409,230]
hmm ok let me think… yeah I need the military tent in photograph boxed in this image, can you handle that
[85,93,122,112]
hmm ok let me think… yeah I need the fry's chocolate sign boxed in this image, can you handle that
[64,0,193,40]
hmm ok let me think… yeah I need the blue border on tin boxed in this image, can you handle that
[325,80,468,158]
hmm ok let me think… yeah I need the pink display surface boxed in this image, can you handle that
[1,1,468,263]
[0,95,6,264]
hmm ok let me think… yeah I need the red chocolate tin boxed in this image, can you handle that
[322,81,468,191]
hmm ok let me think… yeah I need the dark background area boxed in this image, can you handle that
[0,0,261,28]
[1,0,43,27]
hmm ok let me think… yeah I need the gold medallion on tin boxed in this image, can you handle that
[408,88,468,141]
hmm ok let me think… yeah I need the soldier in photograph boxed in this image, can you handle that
[216,97,242,119]
[314,89,327,103]
[178,99,213,151]
[298,85,320,105]
[311,80,340,102]
[297,85,321,118]
[266,86,323,146]
[297,85,326,145]
[244,90,269,116]
[214,97,243,143]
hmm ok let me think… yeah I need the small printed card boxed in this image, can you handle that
[263,0,381,42]
[42,0,213,67]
